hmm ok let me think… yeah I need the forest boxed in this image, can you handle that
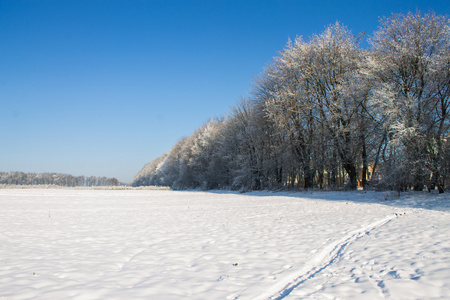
[0,171,120,187]
[132,11,450,193]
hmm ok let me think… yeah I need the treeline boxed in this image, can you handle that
[133,11,450,192]
[0,171,121,187]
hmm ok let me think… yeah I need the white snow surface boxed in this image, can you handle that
[0,189,449,299]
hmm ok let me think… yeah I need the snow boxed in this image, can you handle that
[0,189,449,299]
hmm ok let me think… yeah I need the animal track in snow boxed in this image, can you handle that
[254,214,397,300]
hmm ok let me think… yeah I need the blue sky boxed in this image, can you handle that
[1,0,449,183]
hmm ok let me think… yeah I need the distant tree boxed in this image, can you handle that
[0,171,121,187]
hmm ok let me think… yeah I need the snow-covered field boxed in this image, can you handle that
[0,189,449,299]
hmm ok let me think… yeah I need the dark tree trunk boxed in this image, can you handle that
[343,162,357,190]
[361,137,368,188]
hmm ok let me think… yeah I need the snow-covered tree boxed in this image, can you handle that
[133,11,449,192]
[263,23,372,189]
[370,10,450,192]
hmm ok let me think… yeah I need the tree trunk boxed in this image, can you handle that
[303,164,314,189]
[343,161,357,190]
[361,136,367,188]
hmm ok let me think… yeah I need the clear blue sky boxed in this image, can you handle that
[1,0,449,183]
